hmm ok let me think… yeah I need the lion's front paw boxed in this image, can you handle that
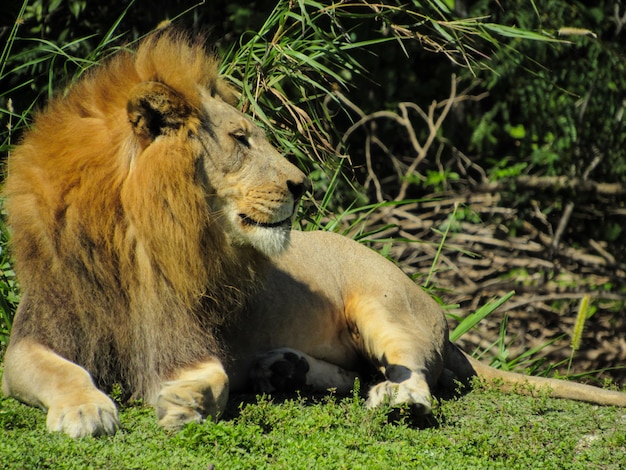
[366,379,432,415]
[156,377,228,430]
[46,390,119,438]
[250,348,310,393]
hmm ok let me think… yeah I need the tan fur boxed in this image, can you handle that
[3,30,625,438]
[229,230,626,412]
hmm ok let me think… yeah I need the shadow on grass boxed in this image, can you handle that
[224,388,447,430]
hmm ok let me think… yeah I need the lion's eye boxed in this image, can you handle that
[230,131,250,148]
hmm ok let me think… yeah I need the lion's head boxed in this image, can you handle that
[124,37,308,260]
[4,30,307,398]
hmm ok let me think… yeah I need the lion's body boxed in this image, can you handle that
[224,230,449,392]
[3,31,625,438]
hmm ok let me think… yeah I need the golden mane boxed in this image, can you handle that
[4,31,259,400]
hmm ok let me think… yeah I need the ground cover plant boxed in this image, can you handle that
[1,370,625,469]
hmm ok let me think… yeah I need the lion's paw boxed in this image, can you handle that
[250,348,310,393]
[156,378,228,430]
[365,379,432,415]
[46,390,119,438]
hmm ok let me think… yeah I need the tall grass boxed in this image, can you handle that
[0,216,17,350]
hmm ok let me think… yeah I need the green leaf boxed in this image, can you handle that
[482,23,563,42]
[449,291,515,342]
[507,124,526,139]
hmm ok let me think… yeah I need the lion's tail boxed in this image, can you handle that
[445,342,626,407]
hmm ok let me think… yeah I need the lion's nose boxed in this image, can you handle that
[287,179,309,200]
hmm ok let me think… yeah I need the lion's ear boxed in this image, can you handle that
[127,81,192,142]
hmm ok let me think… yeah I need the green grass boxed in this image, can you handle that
[1,371,625,469]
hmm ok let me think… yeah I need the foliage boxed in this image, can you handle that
[464,0,626,182]
[456,0,626,258]
[0,215,18,351]
[449,291,515,343]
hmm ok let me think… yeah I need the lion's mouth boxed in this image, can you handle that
[239,214,291,229]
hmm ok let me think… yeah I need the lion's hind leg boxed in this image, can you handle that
[250,348,359,394]
[2,339,119,438]
[364,365,433,414]
[346,293,448,416]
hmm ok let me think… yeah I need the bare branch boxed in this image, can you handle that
[476,176,626,196]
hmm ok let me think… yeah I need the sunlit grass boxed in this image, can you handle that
[1,370,624,469]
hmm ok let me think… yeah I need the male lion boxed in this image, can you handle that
[3,31,626,438]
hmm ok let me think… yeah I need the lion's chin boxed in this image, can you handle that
[244,225,292,257]
[225,210,294,257]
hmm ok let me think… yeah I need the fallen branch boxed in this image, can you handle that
[476,176,626,197]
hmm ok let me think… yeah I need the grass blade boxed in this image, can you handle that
[449,291,515,342]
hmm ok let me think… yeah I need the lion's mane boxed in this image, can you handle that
[5,31,262,401]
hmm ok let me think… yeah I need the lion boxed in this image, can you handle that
[2,31,625,438]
